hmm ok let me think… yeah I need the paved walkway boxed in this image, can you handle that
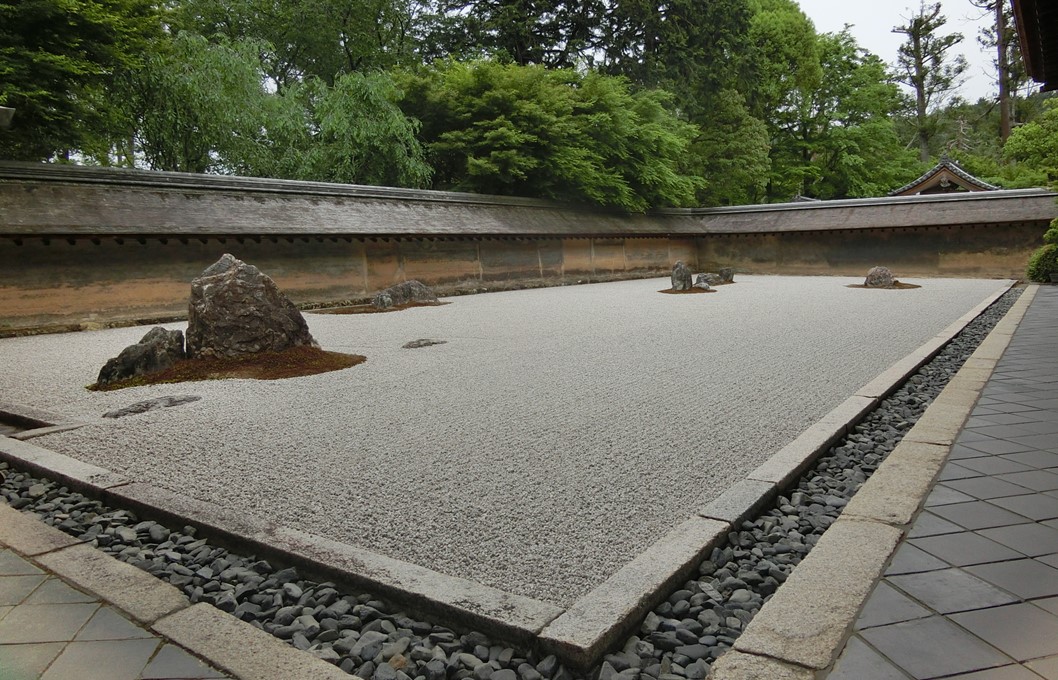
[0,547,228,680]
[829,285,1058,680]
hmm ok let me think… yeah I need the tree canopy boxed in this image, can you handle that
[0,0,1050,209]
[0,0,160,160]
[395,61,703,210]
[892,2,968,162]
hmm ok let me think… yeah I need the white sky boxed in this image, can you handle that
[796,0,1000,103]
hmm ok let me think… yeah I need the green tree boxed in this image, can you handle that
[970,0,1027,142]
[688,89,770,206]
[1004,98,1058,183]
[418,0,602,68]
[395,60,703,210]
[802,31,919,199]
[738,0,822,199]
[172,0,417,88]
[293,72,432,187]
[119,32,431,187]
[742,0,821,122]
[0,0,161,161]
[600,0,750,99]
[892,2,968,162]
[119,33,275,173]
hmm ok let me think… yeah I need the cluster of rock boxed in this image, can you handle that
[96,255,317,386]
[671,262,694,291]
[373,281,439,310]
[13,289,1022,680]
[95,256,443,387]
[670,262,735,292]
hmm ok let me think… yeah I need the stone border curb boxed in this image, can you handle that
[154,604,352,680]
[0,400,86,440]
[0,438,566,644]
[712,284,1038,677]
[0,435,130,491]
[0,503,353,680]
[0,280,1018,672]
[100,481,565,644]
[536,517,729,667]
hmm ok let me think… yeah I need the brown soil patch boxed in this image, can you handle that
[659,288,717,294]
[846,282,922,290]
[311,301,450,315]
[89,346,366,391]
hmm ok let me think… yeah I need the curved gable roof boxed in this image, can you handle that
[889,156,999,196]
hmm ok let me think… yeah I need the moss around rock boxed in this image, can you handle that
[90,346,365,391]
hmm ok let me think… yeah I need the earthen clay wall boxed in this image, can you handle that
[696,222,1047,279]
[0,236,700,334]
[0,164,1053,335]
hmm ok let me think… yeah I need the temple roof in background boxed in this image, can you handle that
[889,156,999,197]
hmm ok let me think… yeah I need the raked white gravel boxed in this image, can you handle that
[0,275,1009,606]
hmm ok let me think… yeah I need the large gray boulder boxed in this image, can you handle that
[671,261,692,291]
[186,254,317,359]
[97,327,185,386]
[865,266,895,288]
[373,280,439,310]
[719,267,735,284]
[693,274,712,291]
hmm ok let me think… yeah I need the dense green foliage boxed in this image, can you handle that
[1026,243,1058,282]
[170,0,417,87]
[0,0,1053,210]
[115,33,431,186]
[395,61,702,210]
[1044,219,1058,246]
[1004,100,1058,183]
[0,0,160,160]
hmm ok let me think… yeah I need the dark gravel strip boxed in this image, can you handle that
[0,287,1022,680]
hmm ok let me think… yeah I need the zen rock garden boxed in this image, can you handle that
[94,254,367,390]
[854,266,921,290]
[373,280,440,310]
[666,262,734,293]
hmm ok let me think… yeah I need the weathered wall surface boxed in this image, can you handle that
[0,163,1054,335]
[697,222,1047,279]
[0,236,699,334]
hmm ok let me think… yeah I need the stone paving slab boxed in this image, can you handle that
[152,604,351,680]
[731,519,903,669]
[36,543,190,625]
[0,505,358,679]
[0,542,229,680]
[722,284,1043,677]
[821,285,1058,680]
